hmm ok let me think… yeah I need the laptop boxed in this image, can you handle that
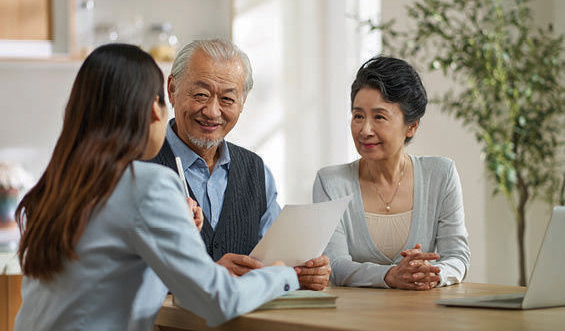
[436,206,565,309]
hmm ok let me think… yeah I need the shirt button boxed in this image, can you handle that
[284,284,290,291]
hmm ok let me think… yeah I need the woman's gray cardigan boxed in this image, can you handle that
[313,155,470,288]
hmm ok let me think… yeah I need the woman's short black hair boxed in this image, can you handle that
[351,56,427,143]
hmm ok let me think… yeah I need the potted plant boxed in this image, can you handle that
[368,0,565,286]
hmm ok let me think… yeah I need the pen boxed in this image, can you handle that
[175,156,190,198]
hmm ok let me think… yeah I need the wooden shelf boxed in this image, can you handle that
[0,0,52,40]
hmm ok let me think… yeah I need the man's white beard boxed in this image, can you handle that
[186,132,222,150]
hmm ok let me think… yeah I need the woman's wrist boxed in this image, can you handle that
[384,266,397,288]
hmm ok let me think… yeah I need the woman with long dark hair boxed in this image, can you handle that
[14,44,298,331]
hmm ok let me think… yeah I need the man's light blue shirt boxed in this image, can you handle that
[166,120,281,239]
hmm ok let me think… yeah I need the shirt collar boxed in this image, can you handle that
[166,118,231,170]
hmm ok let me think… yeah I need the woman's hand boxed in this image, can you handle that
[186,197,203,232]
[384,244,441,290]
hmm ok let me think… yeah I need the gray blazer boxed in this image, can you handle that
[313,155,470,288]
[15,161,298,331]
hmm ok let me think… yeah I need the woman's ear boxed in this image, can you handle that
[151,98,164,123]
[406,121,419,138]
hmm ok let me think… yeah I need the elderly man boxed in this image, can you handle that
[150,39,330,290]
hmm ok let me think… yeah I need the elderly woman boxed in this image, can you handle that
[313,56,470,290]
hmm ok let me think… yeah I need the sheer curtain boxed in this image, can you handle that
[230,0,380,205]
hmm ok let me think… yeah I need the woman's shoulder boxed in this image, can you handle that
[317,160,358,181]
[129,160,176,178]
[92,162,183,228]
[315,160,359,197]
[111,161,185,213]
[412,155,455,173]
[122,161,181,192]
[131,160,176,175]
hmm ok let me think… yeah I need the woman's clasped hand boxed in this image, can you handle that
[384,244,441,290]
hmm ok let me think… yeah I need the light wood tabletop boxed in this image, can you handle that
[154,282,565,331]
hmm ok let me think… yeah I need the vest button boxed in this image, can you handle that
[213,242,219,248]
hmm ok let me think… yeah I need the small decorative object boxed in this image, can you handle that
[147,22,178,62]
[0,162,33,252]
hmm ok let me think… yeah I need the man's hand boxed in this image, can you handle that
[186,197,203,232]
[217,253,263,276]
[294,255,331,291]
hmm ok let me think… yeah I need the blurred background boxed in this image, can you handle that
[0,0,563,286]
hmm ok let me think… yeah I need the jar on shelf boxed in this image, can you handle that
[147,23,178,62]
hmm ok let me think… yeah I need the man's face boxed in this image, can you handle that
[168,49,246,153]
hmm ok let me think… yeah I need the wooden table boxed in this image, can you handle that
[154,283,565,331]
[0,251,22,331]
[0,274,21,331]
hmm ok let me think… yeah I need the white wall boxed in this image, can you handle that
[0,61,78,177]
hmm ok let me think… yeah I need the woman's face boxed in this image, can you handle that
[350,88,416,161]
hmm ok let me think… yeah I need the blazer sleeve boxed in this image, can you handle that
[127,169,299,327]
[313,170,394,288]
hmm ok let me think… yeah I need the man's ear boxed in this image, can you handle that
[240,94,247,113]
[167,75,176,107]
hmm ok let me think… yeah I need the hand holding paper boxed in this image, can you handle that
[295,255,331,291]
[250,195,352,267]
[217,253,264,276]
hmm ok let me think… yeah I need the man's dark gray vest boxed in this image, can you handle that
[149,140,267,261]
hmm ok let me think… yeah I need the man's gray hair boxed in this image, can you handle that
[170,39,254,95]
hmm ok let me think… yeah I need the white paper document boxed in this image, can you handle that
[250,195,352,267]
